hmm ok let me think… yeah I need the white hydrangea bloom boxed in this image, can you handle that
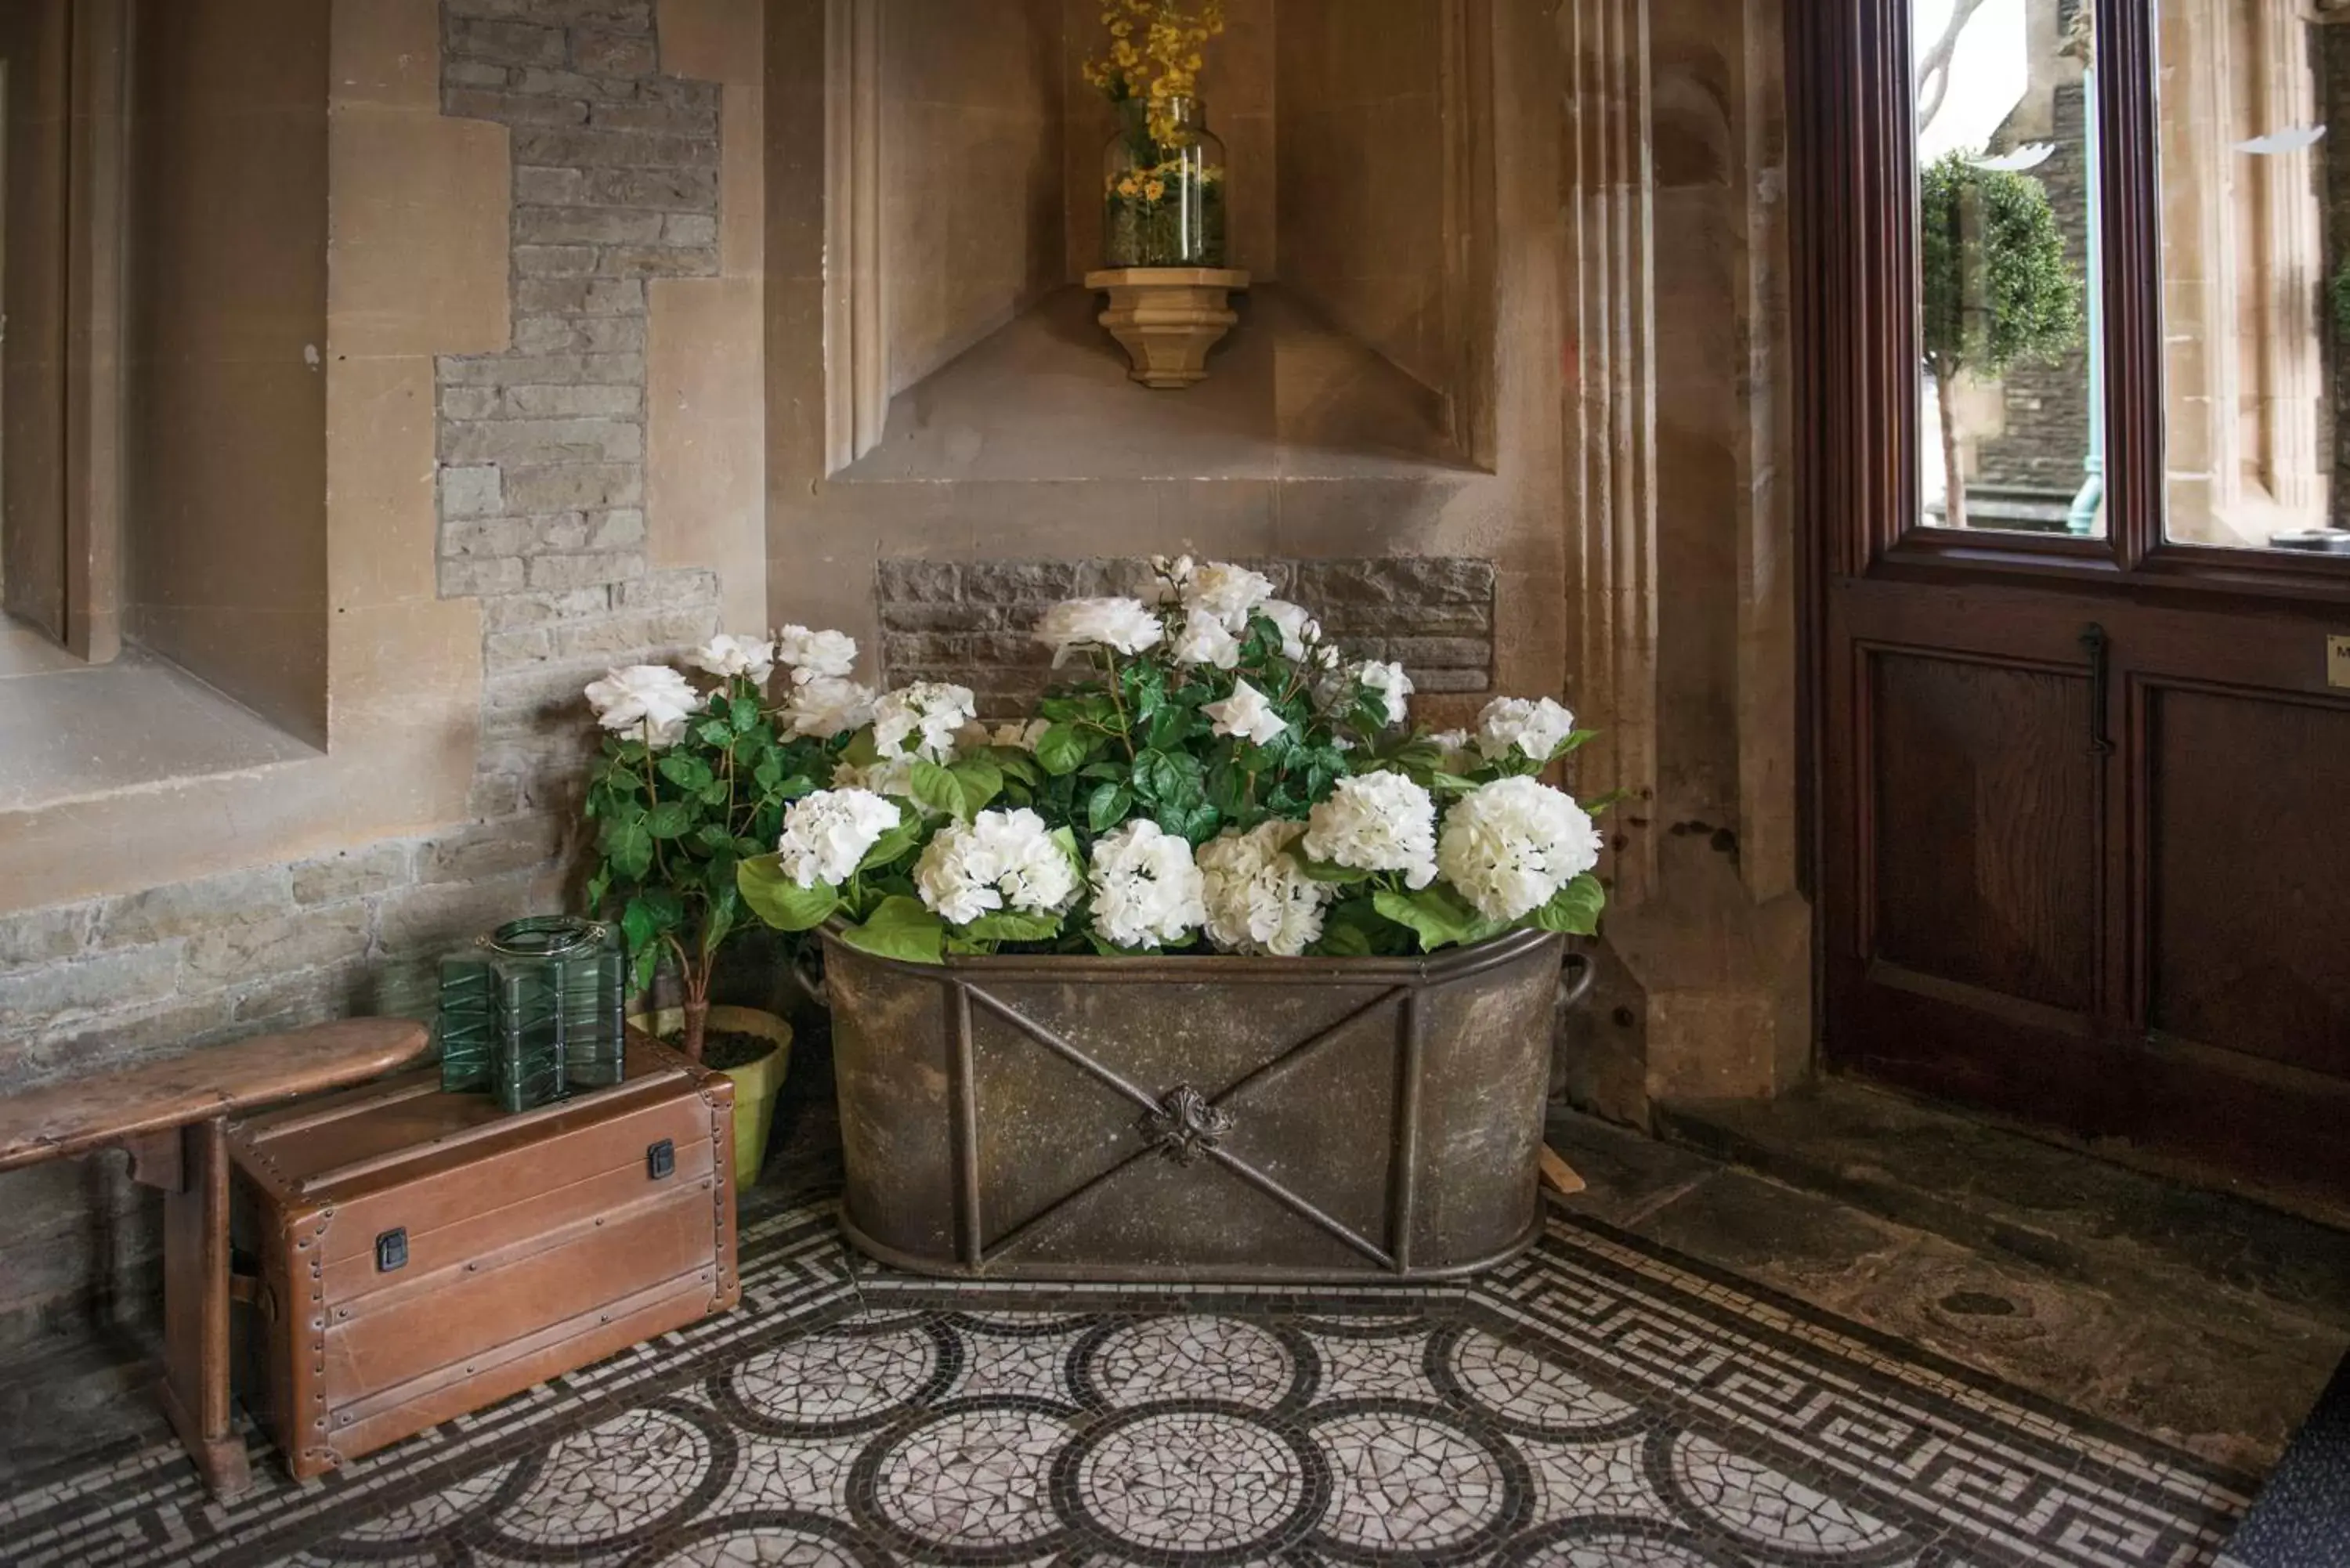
[1171,605,1242,670]
[1204,678,1288,746]
[774,625,859,681]
[786,677,877,740]
[1258,600,1321,661]
[914,808,1080,927]
[585,664,701,750]
[1476,695,1578,764]
[1198,820,1335,957]
[1034,598,1166,666]
[689,634,776,684]
[1426,728,1477,775]
[774,789,902,890]
[1090,821,1209,949]
[872,682,976,762]
[1437,776,1603,922]
[1302,770,1439,889]
[832,753,919,800]
[1354,660,1413,728]
[1181,561,1276,629]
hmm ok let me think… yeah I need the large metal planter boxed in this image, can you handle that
[820,926,1582,1283]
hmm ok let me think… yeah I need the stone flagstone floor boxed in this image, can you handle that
[0,1193,2260,1568]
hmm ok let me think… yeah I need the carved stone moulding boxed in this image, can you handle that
[1084,266,1253,389]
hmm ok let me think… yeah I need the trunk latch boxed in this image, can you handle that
[647,1139,676,1180]
[374,1227,408,1273]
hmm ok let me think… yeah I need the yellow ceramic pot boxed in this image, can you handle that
[631,1006,791,1188]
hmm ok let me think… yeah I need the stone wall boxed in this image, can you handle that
[877,556,1497,716]
[0,0,759,1347]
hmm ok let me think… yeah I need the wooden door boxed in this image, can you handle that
[1796,2,2350,1204]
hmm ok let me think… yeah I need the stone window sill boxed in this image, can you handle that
[0,634,320,813]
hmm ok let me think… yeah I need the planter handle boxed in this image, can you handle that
[1557,952,1595,1014]
[787,941,829,1010]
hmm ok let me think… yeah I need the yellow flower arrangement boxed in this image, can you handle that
[1083,0,1227,146]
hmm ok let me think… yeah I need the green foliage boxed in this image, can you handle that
[1918,150,2084,381]
[584,674,836,1001]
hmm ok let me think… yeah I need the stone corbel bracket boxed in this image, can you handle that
[1084,267,1253,389]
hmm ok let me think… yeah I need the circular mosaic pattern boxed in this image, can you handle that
[1438,1326,1647,1441]
[621,1509,888,1568]
[485,1401,732,1554]
[1076,1314,1306,1411]
[715,1321,955,1437]
[1311,1400,1529,1560]
[1061,1404,1327,1559]
[1493,1520,1738,1567]
[1659,1432,1910,1559]
[327,1459,522,1548]
[856,1400,1074,1558]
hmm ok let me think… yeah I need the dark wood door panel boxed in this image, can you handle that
[1867,649,2098,1012]
[2144,683,2350,1082]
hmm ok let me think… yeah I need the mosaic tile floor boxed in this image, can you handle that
[0,1198,2259,1567]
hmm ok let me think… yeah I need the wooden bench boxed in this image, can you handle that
[0,1017,433,1498]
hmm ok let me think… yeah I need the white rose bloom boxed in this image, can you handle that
[689,634,776,684]
[1354,660,1414,728]
[1089,821,1209,949]
[1477,695,1579,764]
[1181,561,1276,629]
[1171,605,1243,670]
[1034,597,1166,667]
[1302,770,1440,889]
[1257,599,1321,661]
[872,682,977,761]
[774,789,902,890]
[914,808,1081,927]
[585,664,701,750]
[1437,776,1603,922]
[1148,553,1197,605]
[774,625,859,681]
[1204,678,1288,746]
[1198,820,1336,956]
[786,677,877,740]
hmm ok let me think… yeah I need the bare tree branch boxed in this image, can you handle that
[1917,0,1992,135]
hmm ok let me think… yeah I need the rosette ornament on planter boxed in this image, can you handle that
[725,558,1610,1283]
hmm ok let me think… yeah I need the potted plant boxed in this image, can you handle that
[734,560,1609,1281]
[580,628,882,1184]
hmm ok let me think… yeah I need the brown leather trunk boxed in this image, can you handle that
[226,1036,738,1481]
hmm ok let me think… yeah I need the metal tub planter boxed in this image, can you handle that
[822,926,1585,1283]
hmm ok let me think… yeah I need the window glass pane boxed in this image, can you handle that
[1914,0,2104,537]
[2158,2,2343,555]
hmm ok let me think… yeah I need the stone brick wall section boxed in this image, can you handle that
[436,0,726,807]
[878,556,1499,716]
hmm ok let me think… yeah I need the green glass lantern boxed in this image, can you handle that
[436,916,627,1111]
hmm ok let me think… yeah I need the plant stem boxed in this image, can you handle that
[1100,649,1138,761]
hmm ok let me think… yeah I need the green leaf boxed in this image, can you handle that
[960,909,1062,944]
[645,801,694,840]
[730,695,760,734]
[1287,847,1368,886]
[859,809,923,871]
[1430,771,1482,797]
[600,815,654,880]
[696,718,734,749]
[735,856,841,933]
[620,898,658,956]
[658,754,714,793]
[1531,873,1607,936]
[838,895,947,965]
[1086,782,1132,834]
[910,759,974,821]
[1373,885,1508,953]
[948,756,1004,814]
[1035,724,1090,777]
[693,823,735,855]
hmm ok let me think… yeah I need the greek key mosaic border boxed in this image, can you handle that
[0,1200,2256,1567]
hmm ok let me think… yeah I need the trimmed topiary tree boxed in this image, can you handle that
[1919,150,2085,529]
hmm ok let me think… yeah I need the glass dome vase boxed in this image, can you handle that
[1103,96,1227,269]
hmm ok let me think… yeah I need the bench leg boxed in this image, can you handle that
[158,1116,250,1500]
